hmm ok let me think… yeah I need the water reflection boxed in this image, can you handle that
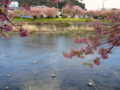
[0,34,120,90]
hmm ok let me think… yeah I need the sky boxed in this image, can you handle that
[81,0,120,10]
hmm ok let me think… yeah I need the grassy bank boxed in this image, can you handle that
[11,18,113,33]
[12,18,88,22]
[12,18,110,23]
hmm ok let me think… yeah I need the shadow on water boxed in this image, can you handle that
[0,33,120,90]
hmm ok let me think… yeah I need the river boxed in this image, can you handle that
[0,33,120,90]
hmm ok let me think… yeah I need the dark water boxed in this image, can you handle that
[0,33,120,90]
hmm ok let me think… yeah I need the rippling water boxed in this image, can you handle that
[0,33,120,90]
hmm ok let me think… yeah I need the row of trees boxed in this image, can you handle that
[22,7,58,18]
[13,5,120,19]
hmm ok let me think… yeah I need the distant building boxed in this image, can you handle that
[9,1,19,10]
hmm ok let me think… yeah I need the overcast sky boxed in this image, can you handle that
[81,0,120,10]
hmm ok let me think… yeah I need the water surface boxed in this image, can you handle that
[0,33,120,90]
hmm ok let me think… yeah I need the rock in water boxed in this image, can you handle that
[88,82,92,86]
[33,61,38,64]
[34,73,37,76]
[6,75,11,77]
[5,86,9,90]
[51,73,56,78]
[60,70,64,72]
[102,74,106,76]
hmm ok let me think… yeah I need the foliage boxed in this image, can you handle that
[62,5,83,17]
[42,7,58,18]
[23,7,42,19]
[0,0,30,38]
[22,7,58,18]
[63,11,120,68]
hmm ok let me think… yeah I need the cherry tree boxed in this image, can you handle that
[63,11,120,68]
[0,0,30,39]
[42,7,59,18]
[51,0,120,68]
[99,10,108,19]
[13,10,23,18]
[62,5,83,18]
[23,7,42,18]
[0,0,61,39]
[86,10,95,18]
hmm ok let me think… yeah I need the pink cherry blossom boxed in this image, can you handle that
[1,34,9,39]
[21,3,31,10]
[73,36,88,44]
[2,24,13,32]
[93,57,100,65]
[63,52,72,58]
[17,28,30,37]
[88,65,94,68]
[0,0,11,5]
[58,0,64,2]
[0,15,6,22]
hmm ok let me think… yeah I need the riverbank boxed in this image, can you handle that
[12,21,119,34]
[12,21,93,33]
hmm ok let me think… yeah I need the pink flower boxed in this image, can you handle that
[98,48,109,59]
[21,3,31,10]
[88,65,94,68]
[63,52,72,58]
[80,56,85,59]
[66,1,74,8]
[8,12,14,20]
[1,34,9,39]
[2,24,13,32]
[18,28,30,37]
[58,0,64,2]
[102,55,109,59]
[94,57,100,65]
[87,22,93,27]
[50,0,58,3]
[0,14,7,22]
[0,0,11,10]
[73,36,88,44]
[1,0,11,5]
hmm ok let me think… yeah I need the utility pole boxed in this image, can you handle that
[102,0,106,10]
[102,0,104,10]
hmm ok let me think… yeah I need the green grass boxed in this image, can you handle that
[12,18,90,22]
[12,18,110,23]
[100,19,110,23]
[12,18,87,22]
